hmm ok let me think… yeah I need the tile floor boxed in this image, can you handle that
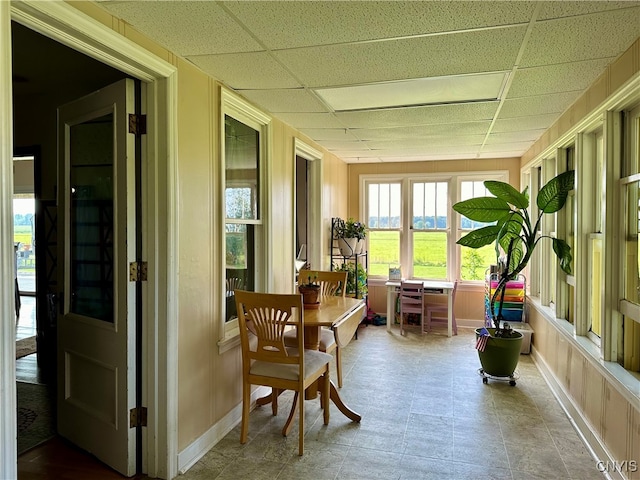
[180,323,603,480]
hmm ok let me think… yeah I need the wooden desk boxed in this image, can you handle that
[385,280,455,337]
[258,295,365,423]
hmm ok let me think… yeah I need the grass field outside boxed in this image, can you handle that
[368,230,495,280]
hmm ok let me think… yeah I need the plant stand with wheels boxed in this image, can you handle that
[478,368,520,386]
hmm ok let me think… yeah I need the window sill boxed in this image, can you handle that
[528,297,640,406]
[217,326,240,354]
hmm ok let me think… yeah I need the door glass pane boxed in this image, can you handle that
[13,194,35,294]
[69,113,114,322]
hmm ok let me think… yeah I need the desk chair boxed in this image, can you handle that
[285,270,348,387]
[424,281,458,335]
[235,290,331,455]
[399,280,425,335]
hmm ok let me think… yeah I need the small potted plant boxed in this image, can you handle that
[452,170,574,382]
[334,218,367,256]
[298,273,321,309]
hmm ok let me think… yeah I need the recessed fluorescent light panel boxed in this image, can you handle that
[315,72,508,112]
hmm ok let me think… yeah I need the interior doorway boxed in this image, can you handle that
[11,19,132,472]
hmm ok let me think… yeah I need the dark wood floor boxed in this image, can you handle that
[16,295,146,479]
[18,437,148,480]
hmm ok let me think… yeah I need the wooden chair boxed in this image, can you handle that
[225,276,244,297]
[286,270,349,387]
[424,281,458,335]
[399,280,425,335]
[234,290,331,455]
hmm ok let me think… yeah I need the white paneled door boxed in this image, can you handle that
[57,78,138,476]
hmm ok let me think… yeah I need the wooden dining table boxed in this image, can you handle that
[257,295,365,423]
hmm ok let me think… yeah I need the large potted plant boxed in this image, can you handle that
[453,170,574,382]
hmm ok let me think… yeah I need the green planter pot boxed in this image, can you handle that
[475,328,523,378]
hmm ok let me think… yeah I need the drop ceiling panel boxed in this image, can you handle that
[223,1,536,50]
[484,131,546,144]
[364,135,487,149]
[481,142,536,152]
[274,27,527,88]
[335,103,499,129]
[509,58,613,97]
[274,113,348,129]
[238,89,328,113]
[492,114,560,132]
[97,1,262,55]
[95,0,640,163]
[521,8,640,67]
[500,92,582,118]
[298,129,361,142]
[187,52,302,89]
[351,122,492,141]
[538,1,640,20]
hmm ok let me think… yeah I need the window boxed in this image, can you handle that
[367,182,401,276]
[619,105,640,372]
[220,89,270,343]
[412,181,448,279]
[459,180,497,281]
[364,172,507,282]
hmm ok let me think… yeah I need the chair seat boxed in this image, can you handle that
[283,327,336,351]
[250,349,333,381]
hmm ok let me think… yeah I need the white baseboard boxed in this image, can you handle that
[177,386,271,474]
[530,347,622,480]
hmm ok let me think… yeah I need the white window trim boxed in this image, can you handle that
[520,74,640,381]
[218,88,271,352]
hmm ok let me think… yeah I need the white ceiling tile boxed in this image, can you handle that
[223,1,536,50]
[364,135,486,149]
[299,129,360,142]
[476,151,525,159]
[351,122,492,141]
[509,58,613,97]
[500,92,581,118]
[492,114,560,133]
[336,103,499,129]
[521,8,640,67]
[274,27,527,88]
[95,0,639,163]
[187,52,302,89]
[238,89,327,113]
[484,131,546,144]
[99,1,261,55]
[538,1,640,21]
[320,140,369,150]
[481,142,536,152]
[275,113,347,129]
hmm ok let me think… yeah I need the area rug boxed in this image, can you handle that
[16,336,37,359]
[17,381,56,454]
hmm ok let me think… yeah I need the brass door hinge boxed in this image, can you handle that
[129,261,148,282]
[128,113,147,135]
[130,406,148,428]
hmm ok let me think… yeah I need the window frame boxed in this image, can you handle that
[361,170,508,284]
[218,88,271,350]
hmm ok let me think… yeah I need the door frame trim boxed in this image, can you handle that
[2,1,179,478]
[293,139,323,272]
